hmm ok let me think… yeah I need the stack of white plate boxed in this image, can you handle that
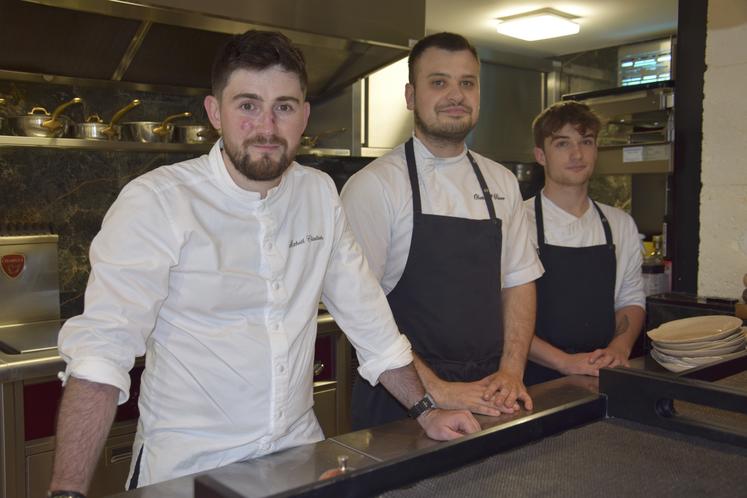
[647,315,746,372]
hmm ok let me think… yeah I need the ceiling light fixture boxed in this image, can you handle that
[494,8,580,42]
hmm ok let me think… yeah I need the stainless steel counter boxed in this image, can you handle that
[110,375,601,498]
[0,320,65,382]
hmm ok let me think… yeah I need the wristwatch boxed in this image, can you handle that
[47,491,86,498]
[408,392,436,419]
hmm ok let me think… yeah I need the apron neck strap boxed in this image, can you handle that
[591,200,614,247]
[404,138,423,215]
[466,152,498,222]
[535,194,615,249]
[534,193,547,251]
[404,138,498,222]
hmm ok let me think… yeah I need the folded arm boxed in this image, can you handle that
[529,305,645,376]
[413,354,504,416]
[588,305,645,368]
[379,362,481,439]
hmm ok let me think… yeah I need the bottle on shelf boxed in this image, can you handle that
[642,235,670,296]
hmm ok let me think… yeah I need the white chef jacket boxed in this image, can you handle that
[524,191,646,311]
[340,136,543,294]
[57,141,412,487]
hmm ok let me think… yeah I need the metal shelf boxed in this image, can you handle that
[0,135,355,157]
[0,134,212,153]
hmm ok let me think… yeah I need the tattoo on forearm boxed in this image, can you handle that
[614,315,630,337]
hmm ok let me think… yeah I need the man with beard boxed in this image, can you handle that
[341,32,543,429]
[49,30,479,497]
[522,101,645,385]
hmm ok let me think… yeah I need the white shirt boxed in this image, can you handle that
[524,191,646,311]
[57,142,412,487]
[340,136,543,294]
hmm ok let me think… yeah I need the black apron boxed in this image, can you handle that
[352,138,504,429]
[523,194,617,386]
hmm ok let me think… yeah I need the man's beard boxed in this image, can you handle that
[224,135,295,182]
[414,106,475,144]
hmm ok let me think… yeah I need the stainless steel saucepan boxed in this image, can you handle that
[73,99,141,140]
[8,97,83,138]
[173,123,219,144]
[122,112,192,143]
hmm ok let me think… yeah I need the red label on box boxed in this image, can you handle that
[1,254,25,278]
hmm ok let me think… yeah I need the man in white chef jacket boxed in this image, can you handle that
[48,30,479,497]
[522,101,645,385]
[340,32,544,429]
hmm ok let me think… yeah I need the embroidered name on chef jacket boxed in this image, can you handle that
[289,234,325,248]
[473,193,505,201]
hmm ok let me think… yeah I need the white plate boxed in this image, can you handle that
[650,349,691,372]
[647,315,744,343]
[653,339,746,358]
[651,328,746,351]
[652,348,746,366]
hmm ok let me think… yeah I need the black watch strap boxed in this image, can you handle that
[48,491,86,498]
[408,393,436,418]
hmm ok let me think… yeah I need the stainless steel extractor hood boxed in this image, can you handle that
[0,0,424,100]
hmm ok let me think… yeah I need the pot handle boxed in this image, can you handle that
[154,112,192,136]
[109,99,141,126]
[42,97,82,131]
[29,107,51,115]
[102,99,141,139]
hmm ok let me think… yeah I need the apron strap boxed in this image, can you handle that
[405,138,499,223]
[534,193,547,253]
[466,152,499,223]
[535,194,615,251]
[591,200,614,248]
[404,138,423,215]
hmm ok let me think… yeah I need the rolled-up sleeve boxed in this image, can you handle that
[321,183,412,386]
[615,215,646,311]
[58,180,179,404]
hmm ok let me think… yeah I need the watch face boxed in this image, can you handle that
[423,394,435,409]
[409,393,436,418]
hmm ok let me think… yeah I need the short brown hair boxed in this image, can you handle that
[408,32,479,84]
[211,30,308,98]
[532,101,601,149]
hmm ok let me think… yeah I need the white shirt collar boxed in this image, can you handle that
[211,138,292,204]
[412,134,469,167]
